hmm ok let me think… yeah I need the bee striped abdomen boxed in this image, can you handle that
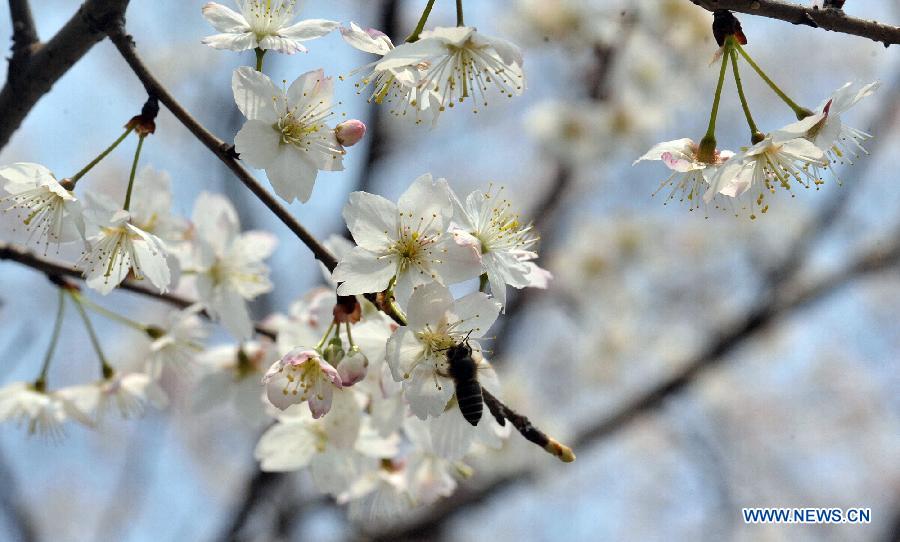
[455,379,483,426]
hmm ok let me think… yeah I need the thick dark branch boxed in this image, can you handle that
[0,0,131,150]
[370,235,900,541]
[689,0,900,46]
[105,27,339,272]
[8,0,38,64]
[0,242,276,339]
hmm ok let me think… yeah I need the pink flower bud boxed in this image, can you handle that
[335,119,366,147]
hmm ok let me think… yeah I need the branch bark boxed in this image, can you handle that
[688,0,900,46]
[0,0,131,150]
[105,27,339,272]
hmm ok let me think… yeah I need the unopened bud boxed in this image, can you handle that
[335,119,366,147]
[336,347,368,386]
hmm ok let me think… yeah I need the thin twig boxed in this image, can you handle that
[0,0,132,150]
[105,27,339,272]
[688,0,900,46]
[0,242,276,339]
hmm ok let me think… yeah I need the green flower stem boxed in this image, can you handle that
[316,321,336,351]
[255,48,265,72]
[69,290,114,379]
[344,322,356,349]
[33,289,66,391]
[122,133,147,212]
[456,0,465,26]
[406,0,437,42]
[75,293,147,332]
[733,41,812,120]
[698,46,730,162]
[384,276,409,326]
[70,126,134,185]
[729,44,761,141]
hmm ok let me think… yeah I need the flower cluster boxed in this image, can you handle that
[633,18,878,218]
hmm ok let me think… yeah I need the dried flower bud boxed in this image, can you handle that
[333,294,361,324]
[125,96,159,136]
[712,10,747,47]
[335,119,366,147]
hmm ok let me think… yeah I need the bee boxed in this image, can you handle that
[443,334,484,426]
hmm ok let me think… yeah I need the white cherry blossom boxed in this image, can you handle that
[80,194,171,295]
[232,67,345,203]
[386,282,500,420]
[706,132,828,219]
[634,137,735,213]
[340,23,434,122]
[58,372,168,422]
[333,174,482,306]
[449,187,549,306]
[263,347,343,417]
[145,305,208,378]
[0,382,68,439]
[0,162,84,253]
[190,192,276,340]
[192,341,276,426]
[201,1,337,54]
[779,81,879,169]
[374,26,526,123]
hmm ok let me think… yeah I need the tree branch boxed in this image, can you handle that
[0,241,276,339]
[8,0,38,64]
[105,27,339,272]
[0,0,131,150]
[688,0,900,46]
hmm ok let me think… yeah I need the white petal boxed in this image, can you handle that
[385,327,424,382]
[333,246,395,295]
[343,191,397,252]
[201,2,249,33]
[340,23,393,55]
[215,289,254,340]
[286,69,332,110]
[255,420,317,471]
[397,174,452,227]
[406,282,453,331]
[258,35,307,54]
[404,365,453,420]
[279,19,340,41]
[232,67,280,123]
[264,148,318,203]
[202,32,258,51]
[234,121,282,172]
[433,237,482,285]
[451,292,500,338]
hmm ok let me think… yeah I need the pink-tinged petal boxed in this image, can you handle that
[201,2,248,33]
[286,69,331,109]
[202,32,257,51]
[316,358,343,388]
[660,151,700,173]
[307,386,334,419]
[341,23,393,55]
[336,350,368,386]
[279,19,340,41]
[333,246,396,295]
[633,138,696,165]
[232,67,280,123]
